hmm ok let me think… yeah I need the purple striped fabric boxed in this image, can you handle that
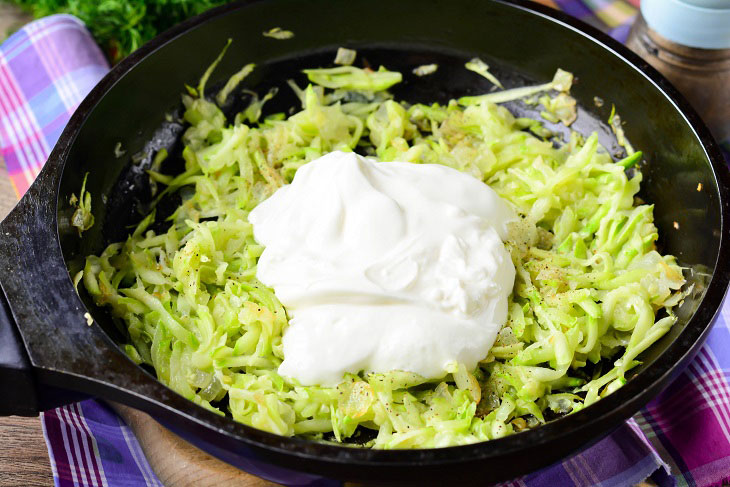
[42,402,163,487]
[635,306,730,487]
[1,3,729,487]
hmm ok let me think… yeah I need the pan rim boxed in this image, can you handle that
[49,0,730,469]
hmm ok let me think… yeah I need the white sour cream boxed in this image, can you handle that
[248,151,516,386]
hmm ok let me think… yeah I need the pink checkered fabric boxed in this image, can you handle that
[0,14,107,197]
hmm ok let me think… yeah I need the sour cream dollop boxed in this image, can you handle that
[248,151,516,386]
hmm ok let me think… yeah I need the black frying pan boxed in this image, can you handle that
[1,0,728,485]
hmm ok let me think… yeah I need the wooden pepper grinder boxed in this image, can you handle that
[626,0,730,150]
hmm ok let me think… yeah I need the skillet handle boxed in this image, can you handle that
[0,283,89,416]
[0,285,39,416]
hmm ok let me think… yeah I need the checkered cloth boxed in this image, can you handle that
[0,14,107,197]
[2,2,730,486]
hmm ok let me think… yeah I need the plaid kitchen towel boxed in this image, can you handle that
[42,402,163,487]
[2,3,730,487]
[0,14,108,198]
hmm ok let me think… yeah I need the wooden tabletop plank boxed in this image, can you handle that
[113,404,275,487]
[0,415,52,487]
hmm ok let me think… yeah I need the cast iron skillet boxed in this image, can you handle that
[0,0,728,485]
